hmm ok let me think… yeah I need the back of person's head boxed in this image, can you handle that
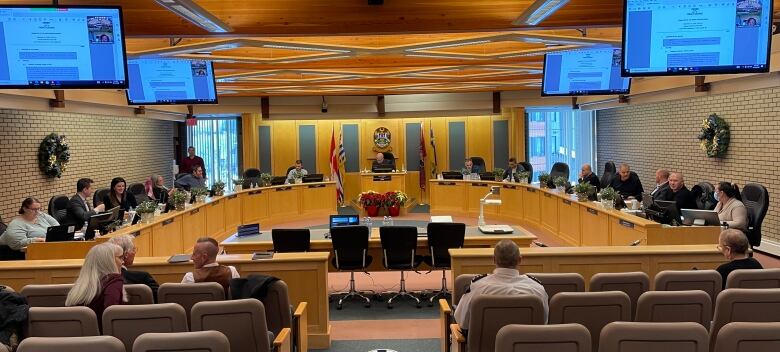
[719,229,749,255]
[77,178,94,193]
[66,243,122,306]
[494,239,521,268]
[718,182,741,201]
[108,234,135,257]
[195,237,219,260]
[19,197,41,214]
[509,157,517,163]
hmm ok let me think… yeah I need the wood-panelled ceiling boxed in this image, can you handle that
[5,1,778,97]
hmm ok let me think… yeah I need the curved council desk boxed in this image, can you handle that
[25,182,338,260]
[429,180,721,247]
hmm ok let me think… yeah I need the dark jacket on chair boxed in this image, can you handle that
[230,274,280,301]
[122,267,160,302]
[0,288,28,348]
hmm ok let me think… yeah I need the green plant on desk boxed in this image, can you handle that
[171,189,188,211]
[599,186,618,210]
[191,187,209,203]
[574,182,595,202]
[553,176,568,191]
[493,168,505,181]
[212,181,226,196]
[136,201,157,223]
[260,173,272,186]
[514,171,530,184]
[538,172,551,187]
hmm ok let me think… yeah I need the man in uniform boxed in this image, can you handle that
[454,239,548,334]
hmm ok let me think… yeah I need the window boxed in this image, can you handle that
[186,117,240,191]
[526,108,595,183]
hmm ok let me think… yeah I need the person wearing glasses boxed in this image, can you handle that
[0,197,59,252]
[716,229,762,289]
[714,182,748,233]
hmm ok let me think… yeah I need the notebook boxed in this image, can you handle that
[252,251,274,260]
[167,254,191,263]
[237,223,260,237]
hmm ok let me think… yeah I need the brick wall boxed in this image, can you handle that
[597,86,780,243]
[0,109,175,222]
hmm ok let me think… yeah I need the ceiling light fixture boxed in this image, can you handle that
[405,53,479,60]
[513,0,571,26]
[263,44,351,54]
[409,40,492,51]
[154,0,232,33]
[279,55,352,64]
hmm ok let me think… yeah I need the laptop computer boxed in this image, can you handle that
[303,174,324,183]
[442,171,463,180]
[680,209,721,226]
[270,176,287,185]
[237,223,260,237]
[46,224,76,242]
[330,215,359,228]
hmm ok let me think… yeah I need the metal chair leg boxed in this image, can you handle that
[428,269,450,306]
[386,271,421,309]
[331,271,371,309]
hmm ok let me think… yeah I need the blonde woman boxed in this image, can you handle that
[66,243,126,326]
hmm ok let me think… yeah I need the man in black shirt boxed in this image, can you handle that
[663,172,697,211]
[577,163,601,192]
[609,163,644,201]
[716,229,762,289]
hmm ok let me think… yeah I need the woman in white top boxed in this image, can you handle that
[714,182,748,233]
[0,197,58,251]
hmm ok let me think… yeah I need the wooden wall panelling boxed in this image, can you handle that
[466,115,493,170]
[241,113,260,170]
[271,120,298,176]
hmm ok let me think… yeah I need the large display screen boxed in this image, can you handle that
[127,58,218,105]
[622,0,773,76]
[0,6,127,88]
[542,48,631,96]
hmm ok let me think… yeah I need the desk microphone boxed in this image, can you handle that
[629,239,642,246]
[533,241,548,247]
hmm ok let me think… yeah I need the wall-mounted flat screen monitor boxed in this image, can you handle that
[127,58,218,105]
[0,6,127,89]
[622,0,773,76]
[542,47,631,96]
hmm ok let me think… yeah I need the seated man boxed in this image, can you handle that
[577,163,601,192]
[108,234,159,301]
[502,157,526,182]
[371,153,394,172]
[662,172,697,210]
[461,158,482,175]
[609,163,644,201]
[454,240,548,335]
[174,165,207,191]
[182,237,240,293]
[716,229,762,289]
[65,178,106,230]
[285,159,309,184]
[650,169,671,200]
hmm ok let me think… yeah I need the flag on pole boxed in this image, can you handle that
[338,129,347,199]
[329,127,344,205]
[419,121,427,192]
[429,124,438,179]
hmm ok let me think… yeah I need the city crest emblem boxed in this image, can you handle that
[373,127,392,151]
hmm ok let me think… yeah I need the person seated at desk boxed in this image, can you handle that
[714,182,748,233]
[502,157,526,182]
[286,159,309,184]
[108,235,159,302]
[65,178,106,231]
[577,163,601,191]
[454,240,548,335]
[716,229,762,289]
[148,174,174,204]
[661,172,697,210]
[461,158,482,175]
[0,198,57,252]
[650,169,670,200]
[103,177,138,212]
[66,243,126,328]
[609,163,644,201]
[372,153,394,172]
[182,237,240,293]
[174,165,207,191]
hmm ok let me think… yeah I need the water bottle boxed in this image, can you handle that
[387,216,394,226]
[382,216,390,227]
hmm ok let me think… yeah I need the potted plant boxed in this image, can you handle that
[553,176,568,193]
[212,181,226,196]
[384,190,408,217]
[573,182,595,202]
[538,172,551,187]
[291,169,304,184]
[232,178,244,191]
[515,171,530,184]
[170,189,188,211]
[135,200,157,224]
[600,186,618,210]
[260,173,273,187]
[359,191,384,217]
[191,187,209,203]
[493,168,505,182]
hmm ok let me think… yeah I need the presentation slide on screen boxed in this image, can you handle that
[624,0,770,74]
[0,7,125,87]
[127,59,217,104]
[543,48,629,96]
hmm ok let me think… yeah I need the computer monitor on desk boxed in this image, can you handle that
[372,165,393,173]
[85,211,114,240]
[270,176,286,185]
[303,174,323,183]
[441,171,463,180]
[653,200,682,226]
[681,209,721,226]
[330,215,359,228]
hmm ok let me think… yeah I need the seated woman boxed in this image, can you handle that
[0,198,58,253]
[716,229,762,289]
[151,174,173,204]
[65,243,126,328]
[108,234,159,301]
[103,177,138,212]
[714,182,748,233]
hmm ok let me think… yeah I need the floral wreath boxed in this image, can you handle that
[38,133,70,178]
[697,114,730,158]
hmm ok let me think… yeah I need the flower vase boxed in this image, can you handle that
[365,205,379,217]
[388,205,401,217]
[196,195,207,203]
[601,199,615,210]
[295,178,303,184]
[576,193,589,202]
[174,202,185,211]
[494,176,503,182]
[235,185,242,191]
[139,212,155,224]
[556,186,565,193]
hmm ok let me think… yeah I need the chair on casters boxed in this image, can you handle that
[423,222,465,306]
[741,183,769,248]
[271,229,311,252]
[330,225,372,309]
[379,226,424,309]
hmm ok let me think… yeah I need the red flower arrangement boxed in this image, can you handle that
[358,191,385,207]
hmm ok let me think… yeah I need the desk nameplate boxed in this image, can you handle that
[619,220,635,229]
[373,175,391,181]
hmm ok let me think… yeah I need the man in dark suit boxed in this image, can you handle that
[108,235,159,302]
[577,163,601,192]
[502,157,527,181]
[371,152,394,172]
[650,169,671,201]
[64,178,106,230]
[662,172,697,211]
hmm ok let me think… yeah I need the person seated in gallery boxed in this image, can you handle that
[0,198,58,252]
[660,172,697,211]
[577,163,601,192]
[371,153,394,172]
[174,165,207,191]
[181,237,240,293]
[103,177,138,212]
[609,163,644,201]
[65,243,126,328]
[716,229,762,289]
[108,234,159,301]
[285,159,309,184]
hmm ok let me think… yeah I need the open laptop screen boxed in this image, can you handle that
[329,215,359,229]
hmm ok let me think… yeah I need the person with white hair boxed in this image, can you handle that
[66,243,126,328]
[108,234,159,301]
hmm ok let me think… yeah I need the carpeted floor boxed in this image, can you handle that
[312,339,439,352]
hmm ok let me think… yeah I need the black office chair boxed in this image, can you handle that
[382,152,396,169]
[47,195,69,224]
[330,225,372,309]
[379,226,423,308]
[470,157,486,173]
[601,161,616,189]
[549,162,570,182]
[519,161,533,183]
[271,229,311,252]
[174,173,189,180]
[93,188,109,208]
[742,183,769,248]
[243,168,261,188]
[423,222,466,306]
[692,182,717,210]
[0,215,24,261]
[127,183,145,196]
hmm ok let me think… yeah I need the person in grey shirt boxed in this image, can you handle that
[286,159,308,184]
[0,197,59,251]
[174,165,207,191]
